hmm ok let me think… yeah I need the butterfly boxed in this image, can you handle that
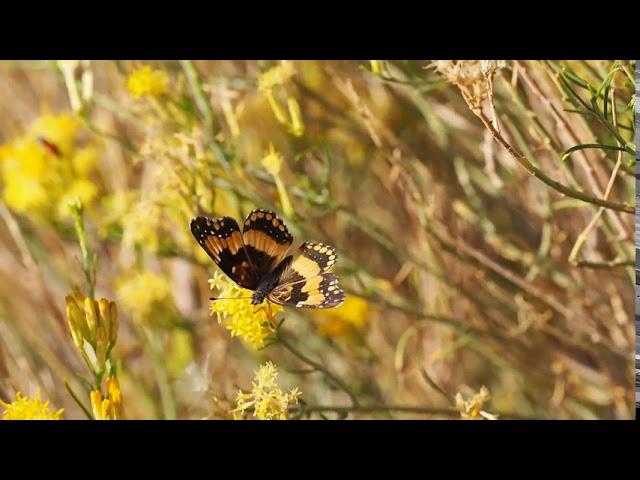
[191,209,345,309]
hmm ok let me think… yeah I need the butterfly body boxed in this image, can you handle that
[250,255,292,305]
[191,209,345,309]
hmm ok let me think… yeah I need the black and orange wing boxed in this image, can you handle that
[190,216,259,290]
[268,242,345,308]
[241,209,293,278]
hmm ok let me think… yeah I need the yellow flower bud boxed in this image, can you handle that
[109,302,118,345]
[107,376,121,405]
[89,377,122,420]
[90,389,104,420]
[95,324,109,371]
[98,298,111,325]
[101,399,112,420]
[287,97,305,137]
[261,144,282,176]
[83,297,99,341]
[65,293,89,349]
[65,290,119,377]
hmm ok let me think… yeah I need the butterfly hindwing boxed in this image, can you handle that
[190,216,258,289]
[268,242,344,308]
[242,209,293,279]
[269,272,345,308]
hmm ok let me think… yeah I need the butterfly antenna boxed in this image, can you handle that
[209,296,253,301]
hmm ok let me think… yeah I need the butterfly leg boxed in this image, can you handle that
[253,301,278,329]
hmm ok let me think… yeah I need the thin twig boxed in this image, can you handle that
[568,88,630,268]
[277,333,359,407]
[291,404,458,417]
[290,403,528,419]
[64,379,94,420]
[475,111,633,214]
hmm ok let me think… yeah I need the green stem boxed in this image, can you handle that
[180,60,231,173]
[145,329,177,420]
[70,201,95,298]
[64,380,94,420]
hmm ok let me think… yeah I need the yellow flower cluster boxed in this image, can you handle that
[315,295,369,339]
[127,65,169,98]
[454,386,498,420]
[209,272,282,349]
[0,390,63,420]
[0,112,98,220]
[65,290,118,377]
[90,376,122,420]
[232,362,301,420]
[116,271,174,323]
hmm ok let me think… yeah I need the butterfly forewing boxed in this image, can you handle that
[241,209,293,278]
[190,216,258,289]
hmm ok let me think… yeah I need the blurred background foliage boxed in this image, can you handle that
[0,60,634,419]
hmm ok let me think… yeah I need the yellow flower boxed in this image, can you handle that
[0,112,99,221]
[232,362,301,420]
[127,65,169,98]
[57,179,98,219]
[208,272,282,349]
[72,146,98,177]
[369,60,383,75]
[116,271,174,322]
[258,62,295,92]
[454,386,498,420]
[1,390,63,420]
[90,376,122,420]
[315,295,370,339]
[2,172,49,212]
[65,290,118,376]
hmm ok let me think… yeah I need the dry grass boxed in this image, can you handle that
[0,60,634,419]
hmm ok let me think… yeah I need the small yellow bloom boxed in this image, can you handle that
[127,65,169,98]
[90,376,122,420]
[258,62,295,92]
[261,145,294,218]
[369,60,382,75]
[261,144,283,176]
[232,362,301,420]
[315,295,370,339]
[208,272,282,349]
[65,290,118,376]
[1,390,63,420]
[116,271,174,323]
[454,386,498,420]
[71,146,98,177]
